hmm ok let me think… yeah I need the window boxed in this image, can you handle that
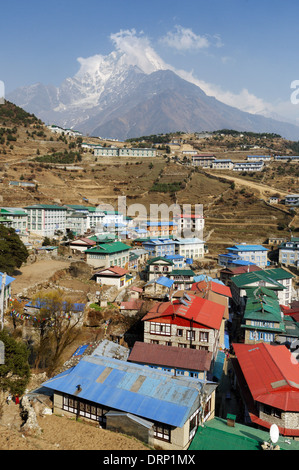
[153,424,170,442]
[200,331,209,342]
[187,330,195,341]
[189,409,200,440]
[62,394,107,426]
[177,329,183,337]
[150,322,171,336]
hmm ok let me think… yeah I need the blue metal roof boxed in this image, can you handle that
[193,275,224,285]
[0,272,15,286]
[25,300,85,312]
[156,276,174,288]
[42,356,202,428]
[227,244,268,252]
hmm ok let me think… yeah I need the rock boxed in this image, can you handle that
[20,395,42,436]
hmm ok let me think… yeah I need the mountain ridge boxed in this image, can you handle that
[7,54,299,141]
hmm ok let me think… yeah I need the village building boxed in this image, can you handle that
[233,161,264,172]
[173,213,205,238]
[285,194,299,207]
[25,204,68,237]
[145,221,178,238]
[218,244,269,268]
[143,276,174,300]
[231,342,299,438]
[211,159,234,170]
[144,257,173,282]
[65,211,89,236]
[41,355,217,450]
[189,416,299,450]
[240,286,285,344]
[94,146,119,157]
[274,155,299,162]
[94,266,130,289]
[142,292,226,363]
[118,147,157,157]
[168,268,195,290]
[246,155,272,162]
[84,241,130,269]
[230,268,294,311]
[192,154,216,167]
[219,264,262,285]
[128,341,212,380]
[279,237,299,267]
[69,237,97,253]
[190,280,232,349]
[174,237,205,260]
[0,207,28,233]
[142,238,176,258]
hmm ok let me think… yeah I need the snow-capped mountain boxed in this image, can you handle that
[7,48,299,141]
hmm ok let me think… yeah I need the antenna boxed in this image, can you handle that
[269,424,279,446]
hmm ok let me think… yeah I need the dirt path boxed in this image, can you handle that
[204,171,289,197]
[11,259,71,296]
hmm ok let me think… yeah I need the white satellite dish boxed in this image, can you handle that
[270,424,279,444]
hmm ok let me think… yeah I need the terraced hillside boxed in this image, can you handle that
[0,102,297,251]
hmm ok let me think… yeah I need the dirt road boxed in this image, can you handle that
[205,171,289,197]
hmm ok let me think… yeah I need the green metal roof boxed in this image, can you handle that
[245,286,279,300]
[25,204,67,210]
[264,268,294,280]
[85,241,130,254]
[231,270,285,290]
[146,256,173,265]
[170,269,195,276]
[189,417,299,450]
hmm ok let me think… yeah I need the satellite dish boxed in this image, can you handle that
[270,424,279,444]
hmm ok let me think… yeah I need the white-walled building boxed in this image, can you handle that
[25,204,68,237]
[174,237,205,260]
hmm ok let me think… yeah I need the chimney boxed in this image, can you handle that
[226,413,236,427]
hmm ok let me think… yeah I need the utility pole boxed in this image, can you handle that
[0,273,6,331]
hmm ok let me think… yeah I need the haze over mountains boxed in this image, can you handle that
[7,47,299,141]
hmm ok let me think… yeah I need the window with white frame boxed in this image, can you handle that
[150,322,171,336]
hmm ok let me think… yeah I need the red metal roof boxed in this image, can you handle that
[128,341,212,372]
[95,266,128,277]
[71,237,96,246]
[191,280,232,298]
[142,293,225,330]
[220,265,262,275]
[120,299,144,310]
[232,343,299,412]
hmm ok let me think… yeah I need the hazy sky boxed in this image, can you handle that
[1,0,299,122]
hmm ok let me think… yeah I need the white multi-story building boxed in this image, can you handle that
[94,146,119,157]
[174,237,205,260]
[0,207,28,232]
[285,194,299,207]
[94,147,157,158]
[233,161,264,172]
[25,204,68,237]
[211,159,234,170]
[246,155,272,162]
[118,147,157,157]
[173,213,204,238]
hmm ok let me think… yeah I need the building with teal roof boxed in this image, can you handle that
[189,416,299,450]
[84,241,130,269]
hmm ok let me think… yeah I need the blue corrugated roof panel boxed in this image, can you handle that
[42,356,201,428]
[156,276,174,288]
